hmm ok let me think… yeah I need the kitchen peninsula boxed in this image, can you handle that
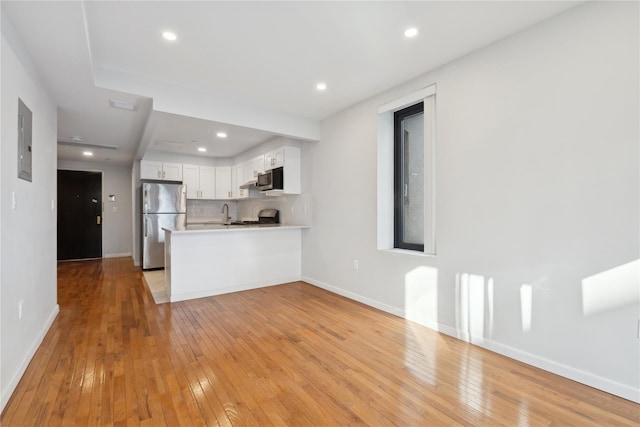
[163,223,308,302]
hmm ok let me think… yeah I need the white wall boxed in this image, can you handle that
[1,10,59,411]
[58,160,133,257]
[302,1,639,402]
[132,162,141,265]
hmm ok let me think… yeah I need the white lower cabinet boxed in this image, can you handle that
[183,164,215,199]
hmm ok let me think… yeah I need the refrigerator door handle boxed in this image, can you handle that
[144,216,148,238]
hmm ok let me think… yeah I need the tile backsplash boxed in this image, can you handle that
[186,199,238,223]
[237,193,312,225]
[186,194,312,225]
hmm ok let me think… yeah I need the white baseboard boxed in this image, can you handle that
[302,276,404,318]
[301,275,640,404]
[104,252,132,259]
[0,304,60,413]
[432,324,640,403]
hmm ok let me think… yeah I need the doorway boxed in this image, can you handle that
[57,170,103,260]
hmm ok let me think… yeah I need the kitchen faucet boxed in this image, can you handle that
[221,203,230,225]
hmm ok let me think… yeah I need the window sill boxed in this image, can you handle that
[381,248,436,258]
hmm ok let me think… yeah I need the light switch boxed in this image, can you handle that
[12,192,17,210]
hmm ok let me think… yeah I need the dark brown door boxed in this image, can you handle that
[57,170,102,260]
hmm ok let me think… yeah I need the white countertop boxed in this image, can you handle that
[164,223,309,234]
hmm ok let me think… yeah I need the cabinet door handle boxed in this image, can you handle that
[162,171,166,179]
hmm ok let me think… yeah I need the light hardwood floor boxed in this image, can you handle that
[1,257,638,426]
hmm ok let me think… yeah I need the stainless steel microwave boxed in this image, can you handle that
[257,167,284,191]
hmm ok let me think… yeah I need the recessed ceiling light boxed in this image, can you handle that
[404,28,418,38]
[83,151,93,157]
[162,31,177,41]
[216,132,227,138]
[316,82,327,91]
[198,147,207,152]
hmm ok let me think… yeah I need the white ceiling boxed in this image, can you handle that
[2,1,580,165]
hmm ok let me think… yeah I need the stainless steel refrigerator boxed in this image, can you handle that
[142,182,186,270]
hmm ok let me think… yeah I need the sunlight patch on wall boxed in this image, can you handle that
[469,275,485,340]
[456,273,495,344]
[520,284,533,333]
[487,278,494,340]
[582,259,640,316]
[404,266,438,328]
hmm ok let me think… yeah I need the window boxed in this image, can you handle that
[394,102,424,251]
[377,84,435,255]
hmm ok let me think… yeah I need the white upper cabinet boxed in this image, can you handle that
[243,154,265,182]
[163,162,183,181]
[233,164,251,199]
[215,166,233,200]
[263,146,301,195]
[183,164,216,199]
[182,164,199,199]
[235,162,245,197]
[264,148,285,170]
[141,160,183,181]
[140,146,301,198]
[140,160,162,180]
[199,166,216,199]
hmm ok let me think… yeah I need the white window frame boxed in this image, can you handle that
[377,84,436,255]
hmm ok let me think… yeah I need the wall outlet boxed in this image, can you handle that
[353,259,359,270]
[18,300,23,319]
